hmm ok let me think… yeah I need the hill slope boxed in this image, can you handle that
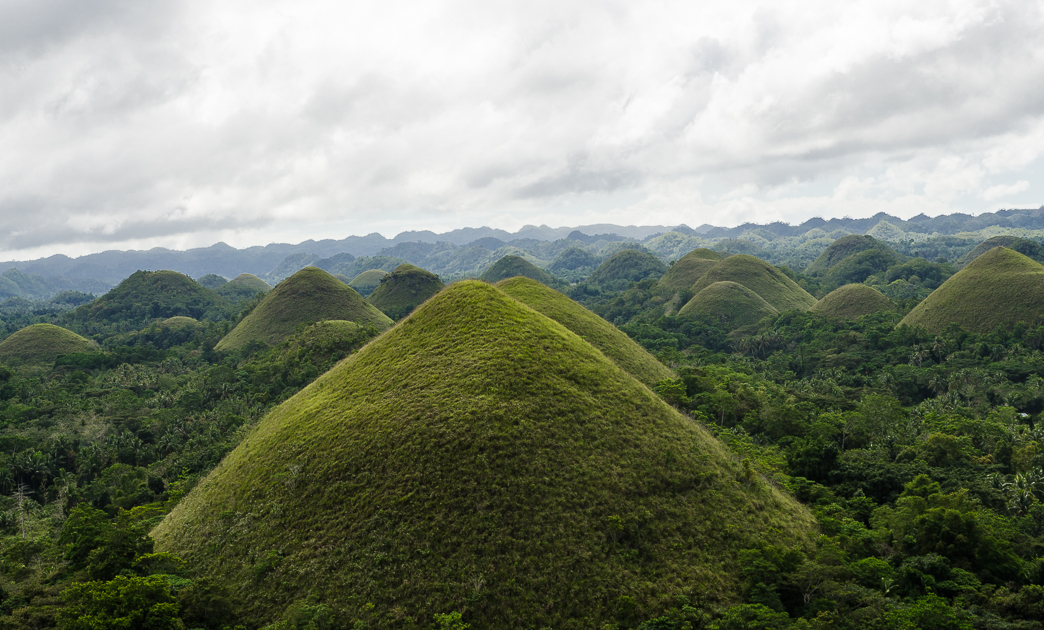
[367,264,445,319]
[586,249,668,291]
[957,235,1044,268]
[806,235,883,274]
[479,255,560,287]
[678,281,779,328]
[0,324,98,365]
[900,247,1044,333]
[690,255,817,312]
[812,284,894,320]
[496,277,673,388]
[71,270,226,325]
[154,281,814,628]
[657,248,722,294]
[347,269,388,296]
[215,273,271,303]
[215,267,392,351]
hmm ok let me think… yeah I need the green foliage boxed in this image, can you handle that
[810,284,894,321]
[957,235,1044,269]
[586,249,668,291]
[347,269,388,297]
[69,270,228,328]
[367,264,445,320]
[479,255,561,287]
[0,324,99,366]
[196,274,228,290]
[216,267,391,351]
[57,575,183,630]
[806,235,893,275]
[215,274,271,303]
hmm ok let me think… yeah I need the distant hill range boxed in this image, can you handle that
[2,207,1042,299]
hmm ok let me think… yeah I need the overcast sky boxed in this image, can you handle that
[2,0,1042,259]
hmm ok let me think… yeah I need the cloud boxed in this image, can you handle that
[0,0,1043,258]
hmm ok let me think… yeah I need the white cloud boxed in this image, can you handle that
[983,180,1030,201]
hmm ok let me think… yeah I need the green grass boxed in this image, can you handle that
[811,284,895,320]
[72,270,226,325]
[348,269,389,297]
[0,323,99,365]
[957,235,1044,269]
[154,281,814,629]
[367,264,445,320]
[900,247,1044,333]
[479,255,561,287]
[159,316,201,328]
[805,234,884,274]
[215,267,392,351]
[657,248,722,294]
[496,276,674,388]
[197,274,229,289]
[678,281,779,328]
[586,249,668,291]
[690,255,817,312]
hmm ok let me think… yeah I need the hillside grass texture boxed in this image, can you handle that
[72,270,227,325]
[586,249,668,291]
[367,264,445,320]
[956,235,1044,269]
[215,267,392,352]
[678,281,779,329]
[805,234,884,274]
[479,255,561,287]
[0,323,99,365]
[900,247,1044,334]
[348,269,389,296]
[656,248,722,295]
[811,284,895,321]
[216,274,271,303]
[496,276,674,388]
[689,255,817,313]
[154,281,815,629]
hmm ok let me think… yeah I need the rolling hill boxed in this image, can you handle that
[811,284,894,320]
[956,235,1044,269]
[347,269,388,297]
[215,274,271,303]
[900,247,1044,333]
[71,270,226,325]
[586,249,668,291]
[689,255,817,313]
[678,281,779,328]
[215,267,392,352]
[496,276,674,388]
[656,248,722,295]
[0,324,99,365]
[367,264,445,320]
[154,281,814,628]
[479,255,560,287]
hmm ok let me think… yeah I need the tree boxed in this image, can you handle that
[57,575,183,630]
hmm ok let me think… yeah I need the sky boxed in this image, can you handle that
[2,0,1043,260]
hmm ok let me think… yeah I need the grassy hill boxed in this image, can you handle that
[900,247,1044,333]
[215,267,392,352]
[496,276,674,388]
[657,248,722,295]
[690,255,817,312]
[806,235,882,274]
[479,255,561,287]
[159,316,201,329]
[0,324,99,365]
[678,281,779,328]
[215,274,271,303]
[71,270,226,326]
[196,274,228,289]
[811,284,895,320]
[154,281,814,628]
[806,235,901,285]
[367,264,445,320]
[348,269,388,296]
[957,235,1044,269]
[586,249,668,291]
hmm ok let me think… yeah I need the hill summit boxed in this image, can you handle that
[479,254,560,287]
[586,249,668,291]
[688,254,817,313]
[72,270,225,325]
[656,248,722,295]
[215,267,392,351]
[0,324,99,365]
[154,281,813,628]
[367,264,445,319]
[679,281,778,328]
[900,247,1044,333]
[811,284,894,320]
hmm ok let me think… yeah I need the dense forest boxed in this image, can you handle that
[3,226,1044,628]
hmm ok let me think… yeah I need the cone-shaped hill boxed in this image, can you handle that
[900,247,1044,333]
[678,281,778,328]
[496,276,673,388]
[957,235,1044,269]
[479,255,561,287]
[657,248,723,294]
[806,235,900,285]
[215,267,392,352]
[806,235,882,274]
[159,316,201,329]
[811,284,894,320]
[367,264,445,320]
[586,249,668,291]
[0,324,99,365]
[215,274,271,303]
[154,281,814,628]
[348,269,388,296]
[72,270,226,325]
[689,255,817,313]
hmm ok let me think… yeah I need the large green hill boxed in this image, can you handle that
[586,249,668,291]
[367,264,445,320]
[806,235,901,285]
[71,270,226,325]
[678,281,778,328]
[806,235,882,274]
[900,247,1044,333]
[811,284,894,320]
[479,255,560,287]
[347,269,388,297]
[689,255,817,312]
[154,281,814,628]
[957,235,1044,269]
[496,276,674,388]
[0,323,99,365]
[657,248,722,295]
[215,267,392,351]
[215,274,271,303]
